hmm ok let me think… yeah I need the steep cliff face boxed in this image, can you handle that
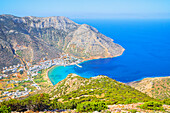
[64,24,124,58]
[0,14,124,68]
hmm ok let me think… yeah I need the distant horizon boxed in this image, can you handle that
[1,0,170,19]
[1,13,170,20]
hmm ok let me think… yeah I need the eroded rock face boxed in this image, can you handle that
[0,39,21,68]
[0,14,124,68]
[64,24,124,58]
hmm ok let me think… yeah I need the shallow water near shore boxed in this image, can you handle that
[48,19,170,85]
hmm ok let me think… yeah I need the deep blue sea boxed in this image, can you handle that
[48,19,170,85]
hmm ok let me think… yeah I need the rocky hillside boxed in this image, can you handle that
[0,14,124,69]
[127,76,170,99]
[50,74,154,103]
[1,73,170,112]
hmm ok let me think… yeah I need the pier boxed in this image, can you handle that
[75,64,82,68]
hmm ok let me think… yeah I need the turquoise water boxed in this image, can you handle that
[48,19,170,85]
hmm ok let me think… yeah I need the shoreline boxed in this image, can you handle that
[126,75,170,84]
[46,62,80,85]
[47,49,126,86]
[81,48,125,63]
[46,65,59,85]
[46,49,170,86]
[46,62,82,86]
[47,63,170,87]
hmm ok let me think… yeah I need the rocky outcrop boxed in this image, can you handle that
[0,14,124,69]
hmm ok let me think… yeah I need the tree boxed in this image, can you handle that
[162,98,170,105]
[139,101,164,111]
[19,70,23,75]
[0,105,11,113]
[76,102,107,112]
[24,93,50,111]
[50,100,64,110]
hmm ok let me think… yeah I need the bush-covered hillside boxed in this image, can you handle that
[54,74,155,105]
[0,74,170,112]
[128,76,170,99]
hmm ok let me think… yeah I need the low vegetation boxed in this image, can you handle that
[162,98,170,105]
[0,93,169,112]
[0,105,11,113]
[76,102,108,112]
[128,77,170,99]
[0,74,169,112]
[55,75,155,105]
[0,94,50,112]
[139,101,164,111]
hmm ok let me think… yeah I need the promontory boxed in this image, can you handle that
[0,14,124,69]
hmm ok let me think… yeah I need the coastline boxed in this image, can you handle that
[46,63,81,86]
[81,48,125,63]
[46,65,59,85]
[46,54,170,87]
[46,49,125,85]
[47,48,168,86]
[126,75,170,84]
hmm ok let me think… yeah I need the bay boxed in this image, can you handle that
[48,19,170,85]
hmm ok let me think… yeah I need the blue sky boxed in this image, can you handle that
[0,0,170,19]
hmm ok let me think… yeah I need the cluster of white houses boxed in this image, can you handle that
[0,54,82,102]
[0,74,9,79]
[0,88,32,102]
[2,64,24,73]
[6,76,32,84]
[2,54,81,76]
[28,54,81,77]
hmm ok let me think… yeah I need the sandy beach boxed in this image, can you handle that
[46,65,59,85]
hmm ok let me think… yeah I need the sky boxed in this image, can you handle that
[0,0,170,19]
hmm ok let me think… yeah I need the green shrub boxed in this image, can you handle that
[50,101,64,110]
[0,99,26,112]
[24,93,50,111]
[124,99,138,104]
[162,98,170,105]
[0,93,50,112]
[0,105,11,113]
[139,101,164,111]
[19,70,23,75]
[128,109,137,113]
[76,102,107,112]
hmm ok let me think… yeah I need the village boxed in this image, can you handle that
[0,54,82,102]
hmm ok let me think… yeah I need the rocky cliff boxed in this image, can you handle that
[0,14,124,69]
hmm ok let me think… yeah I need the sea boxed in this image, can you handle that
[48,19,170,85]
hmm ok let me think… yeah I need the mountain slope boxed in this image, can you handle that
[1,74,169,112]
[127,76,170,99]
[50,74,154,104]
[0,14,124,69]
[64,24,124,58]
